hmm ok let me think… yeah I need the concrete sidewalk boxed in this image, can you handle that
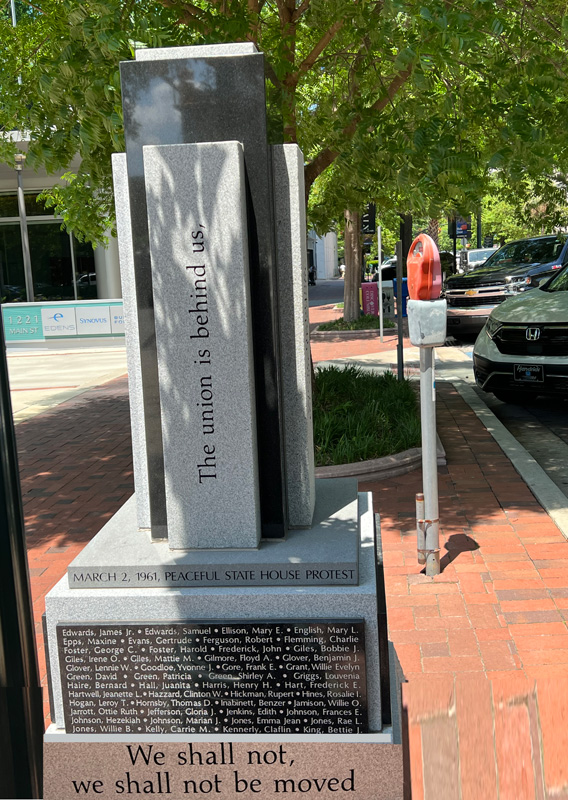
[10,311,568,796]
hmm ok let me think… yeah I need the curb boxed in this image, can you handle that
[453,379,568,540]
[311,325,397,339]
[315,435,446,482]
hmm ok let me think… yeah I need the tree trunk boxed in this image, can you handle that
[343,209,362,322]
[428,218,439,246]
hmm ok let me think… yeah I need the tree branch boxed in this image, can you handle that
[262,55,282,89]
[156,0,212,31]
[291,0,311,23]
[287,19,344,87]
[304,65,413,194]
[16,0,43,14]
[274,0,292,26]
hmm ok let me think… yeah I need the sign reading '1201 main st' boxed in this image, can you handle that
[57,621,368,735]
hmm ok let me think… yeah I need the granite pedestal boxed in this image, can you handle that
[44,486,383,735]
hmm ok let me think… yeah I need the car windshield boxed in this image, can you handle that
[484,236,567,268]
[469,249,494,262]
[543,265,568,293]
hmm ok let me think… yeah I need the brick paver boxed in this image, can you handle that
[309,301,412,363]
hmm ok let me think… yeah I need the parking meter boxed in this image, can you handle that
[406,234,446,576]
[407,234,441,301]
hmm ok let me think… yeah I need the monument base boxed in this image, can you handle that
[43,738,403,800]
[67,479,360,589]
[44,480,385,736]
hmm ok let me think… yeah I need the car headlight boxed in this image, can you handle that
[485,316,502,340]
[505,276,532,293]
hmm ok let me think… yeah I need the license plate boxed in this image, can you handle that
[514,364,544,382]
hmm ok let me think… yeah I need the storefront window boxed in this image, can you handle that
[0,192,52,218]
[0,193,96,303]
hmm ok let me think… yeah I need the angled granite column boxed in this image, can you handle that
[272,144,315,528]
[120,43,287,541]
[144,141,261,549]
[111,153,151,531]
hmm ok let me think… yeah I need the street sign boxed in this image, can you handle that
[448,215,472,239]
[456,215,471,238]
[361,203,376,234]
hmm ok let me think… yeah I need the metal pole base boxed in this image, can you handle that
[425,550,440,577]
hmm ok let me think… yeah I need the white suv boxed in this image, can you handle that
[473,265,568,402]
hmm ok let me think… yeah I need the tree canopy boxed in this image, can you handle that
[1,0,568,242]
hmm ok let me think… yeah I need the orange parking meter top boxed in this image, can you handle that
[407,234,442,301]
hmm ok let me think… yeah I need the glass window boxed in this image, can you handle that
[0,221,96,302]
[544,265,568,293]
[0,192,52,218]
[28,223,74,300]
[0,224,26,301]
[74,238,97,300]
[484,236,567,269]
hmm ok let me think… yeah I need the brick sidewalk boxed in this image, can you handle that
[362,382,568,683]
[310,301,411,362]
[12,313,568,794]
[15,376,134,722]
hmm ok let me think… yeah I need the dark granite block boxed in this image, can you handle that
[120,48,287,541]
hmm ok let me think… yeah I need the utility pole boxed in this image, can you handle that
[395,241,404,380]
[15,154,34,303]
[377,225,383,343]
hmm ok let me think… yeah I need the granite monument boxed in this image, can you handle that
[43,43,388,747]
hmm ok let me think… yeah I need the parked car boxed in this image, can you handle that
[371,257,397,281]
[444,234,568,334]
[458,247,497,273]
[473,264,568,402]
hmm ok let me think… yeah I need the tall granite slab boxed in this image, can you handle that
[143,141,260,549]
[120,44,287,540]
[111,153,151,531]
[272,145,315,528]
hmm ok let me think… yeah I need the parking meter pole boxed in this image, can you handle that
[419,346,440,576]
[395,240,404,380]
[378,226,383,343]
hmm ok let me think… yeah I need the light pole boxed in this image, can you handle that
[14,153,34,303]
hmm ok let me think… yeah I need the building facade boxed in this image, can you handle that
[0,137,121,304]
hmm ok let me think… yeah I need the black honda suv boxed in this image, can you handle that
[444,234,568,334]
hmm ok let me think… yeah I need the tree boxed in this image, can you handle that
[2,0,568,259]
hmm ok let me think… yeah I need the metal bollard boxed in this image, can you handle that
[416,493,426,564]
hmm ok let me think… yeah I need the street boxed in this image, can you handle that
[308,277,344,307]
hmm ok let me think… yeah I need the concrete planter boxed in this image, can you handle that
[315,435,446,482]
